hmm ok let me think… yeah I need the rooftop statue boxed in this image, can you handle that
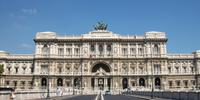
[94,21,108,31]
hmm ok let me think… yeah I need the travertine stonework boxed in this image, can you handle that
[0,30,200,92]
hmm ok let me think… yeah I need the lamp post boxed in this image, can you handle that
[151,63,154,99]
[47,49,50,99]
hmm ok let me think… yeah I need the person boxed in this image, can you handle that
[10,89,16,100]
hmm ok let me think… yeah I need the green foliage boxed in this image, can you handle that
[0,64,4,76]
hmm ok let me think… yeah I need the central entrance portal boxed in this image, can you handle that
[91,62,112,91]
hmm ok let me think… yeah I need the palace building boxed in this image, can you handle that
[0,24,200,92]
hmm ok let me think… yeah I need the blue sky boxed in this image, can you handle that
[0,0,200,54]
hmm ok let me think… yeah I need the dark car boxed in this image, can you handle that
[105,91,111,95]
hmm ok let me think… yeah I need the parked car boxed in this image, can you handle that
[105,91,111,95]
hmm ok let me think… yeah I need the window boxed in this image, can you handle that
[41,65,48,74]
[22,67,26,74]
[6,81,9,86]
[191,80,195,86]
[30,66,34,73]
[99,45,103,52]
[168,67,171,74]
[176,80,180,88]
[58,48,64,56]
[130,48,136,55]
[42,44,50,55]
[122,48,128,55]
[175,67,179,73]
[20,81,25,89]
[58,67,62,73]
[138,48,143,55]
[15,67,19,74]
[107,45,112,51]
[14,81,17,88]
[66,48,72,55]
[154,64,161,74]
[183,80,188,88]
[191,67,194,73]
[169,81,172,88]
[74,48,80,56]
[183,66,187,73]
[153,44,159,54]
[7,67,11,74]
[90,45,95,52]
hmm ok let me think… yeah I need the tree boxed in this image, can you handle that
[0,64,4,87]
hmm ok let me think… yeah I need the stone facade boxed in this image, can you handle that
[0,30,200,92]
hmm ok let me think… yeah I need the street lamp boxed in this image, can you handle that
[46,50,50,99]
[151,63,154,99]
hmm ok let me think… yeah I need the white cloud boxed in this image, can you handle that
[21,8,38,14]
[20,43,33,49]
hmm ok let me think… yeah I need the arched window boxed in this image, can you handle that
[122,78,128,89]
[57,78,63,86]
[153,44,159,54]
[99,45,103,52]
[41,78,47,87]
[74,78,80,87]
[155,77,161,89]
[107,45,112,51]
[42,44,50,55]
[90,45,95,52]
[139,78,145,86]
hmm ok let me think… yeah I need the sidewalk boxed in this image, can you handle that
[126,94,172,100]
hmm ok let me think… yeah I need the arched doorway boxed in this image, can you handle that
[122,78,128,89]
[155,77,161,89]
[92,62,111,73]
[91,62,111,91]
[41,78,47,88]
[139,78,145,86]
[74,78,80,88]
[57,78,63,86]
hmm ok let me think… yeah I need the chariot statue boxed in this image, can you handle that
[93,21,108,31]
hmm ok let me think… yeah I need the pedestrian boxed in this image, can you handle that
[10,89,16,100]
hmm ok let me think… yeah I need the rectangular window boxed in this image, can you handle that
[122,48,128,56]
[169,81,172,88]
[66,48,72,55]
[183,80,188,88]
[191,67,194,73]
[41,65,48,74]
[176,81,180,88]
[58,48,64,56]
[183,67,187,73]
[130,48,136,55]
[175,67,179,73]
[154,64,161,74]
[6,81,9,86]
[74,48,80,56]
[138,48,143,55]
[168,67,171,74]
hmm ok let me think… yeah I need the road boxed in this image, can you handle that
[104,95,146,100]
[63,95,96,100]
[62,94,146,100]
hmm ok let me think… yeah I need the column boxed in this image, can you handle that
[72,43,74,56]
[136,43,138,56]
[128,43,130,56]
[95,78,98,90]
[104,78,107,90]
